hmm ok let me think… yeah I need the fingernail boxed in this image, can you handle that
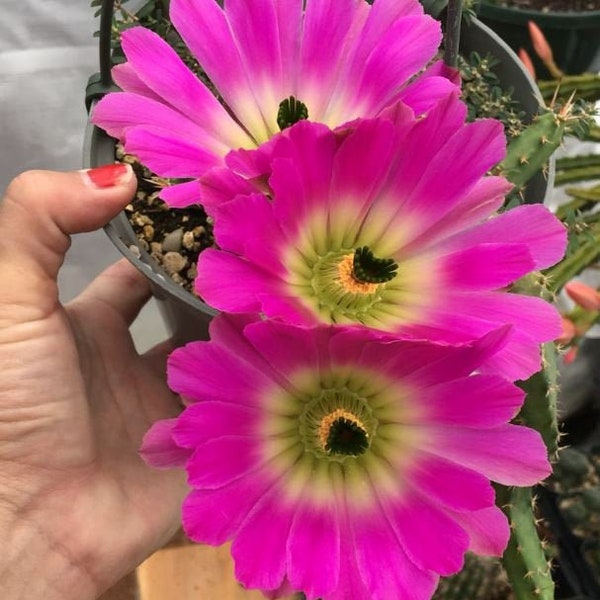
[81,163,133,188]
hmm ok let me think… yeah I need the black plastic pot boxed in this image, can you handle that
[476,1,600,76]
[83,9,552,344]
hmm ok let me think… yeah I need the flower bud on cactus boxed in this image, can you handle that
[518,47,536,79]
[528,20,564,79]
[565,281,600,311]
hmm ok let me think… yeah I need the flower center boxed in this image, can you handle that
[319,409,370,456]
[353,246,398,284]
[338,254,379,294]
[277,96,309,130]
[299,389,376,461]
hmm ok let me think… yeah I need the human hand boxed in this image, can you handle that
[0,167,187,600]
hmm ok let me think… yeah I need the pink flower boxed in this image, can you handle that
[141,314,550,600]
[197,95,567,380]
[91,0,457,208]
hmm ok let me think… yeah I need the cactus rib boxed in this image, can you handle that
[497,485,555,600]
[517,342,559,458]
[497,111,565,190]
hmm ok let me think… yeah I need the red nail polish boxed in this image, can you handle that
[85,163,131,188]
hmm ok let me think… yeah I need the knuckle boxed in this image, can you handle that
[4,170,47,202]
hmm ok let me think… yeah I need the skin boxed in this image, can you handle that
[0,169,187,599]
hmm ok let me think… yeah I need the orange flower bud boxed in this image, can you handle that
[527,21,564,79]
[565,281,600,311]
[556,317,577,345]
[518,48,536,79]
[563,346,578,365]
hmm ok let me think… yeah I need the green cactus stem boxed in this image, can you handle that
[555,154,600,185]
[555,184,600,221]
[538,73,600,103]
[585,124,600,143]
[555,164,600,186]
[544,221,600,294]
[517,342,560,458]
[496,485,555,600]
[497,111,565,191]
[557,153,600,172]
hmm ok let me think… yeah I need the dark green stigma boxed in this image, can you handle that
[352,246,398,284]
[277,96,309,131]
[325,417,369,456]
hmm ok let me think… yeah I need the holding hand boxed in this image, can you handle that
[0,166,187,600]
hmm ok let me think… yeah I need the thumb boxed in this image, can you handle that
[0,165,135,280]
[0,165,136,314]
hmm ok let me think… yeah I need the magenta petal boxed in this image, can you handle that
[443,291,562,344]
[418,375,525,427]
[406,176,510,250]
[286,501,340,598]
[397,118,506,225]
[243,321,338,389]
[352,504,439,600]
[120,27,250,149]
[111,63,161,100]
[170,0,270,142]
[172,402,261,448]
[422,424,551,486]
[352,16,442,114]
[262,579,296,600]
[159,180,202,208]
[331,325,511,387]
[199,167,259,214]
[386,92,467,200]
[330,118,397,218]
[232,486,294,591]
[449,505,510,556]
[139,419,192,468]
[225,133,280,180]
[225,0,284,104]
[446,204,567,269]
[91,92,206,142]
[441,243,535,290]
[124,126,223,178]
[182,464,276,545]
[405,292,561,379]
[196,250,279,314]
[212,193,284,262]
[269,122,338,221]
[407,453,496,512]
[167,337,273,405]
[397,75,460,115]
[299,0,362,121]
[206,313,266,358]
[384,493,469,575]
[186,435,265,489]
[327,531,372,600]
